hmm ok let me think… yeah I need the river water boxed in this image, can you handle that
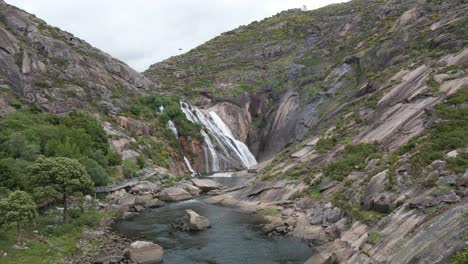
[113,176,314,264]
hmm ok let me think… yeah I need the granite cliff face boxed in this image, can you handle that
[145,0,466,161]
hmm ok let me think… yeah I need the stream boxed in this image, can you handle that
[113,175,315,264]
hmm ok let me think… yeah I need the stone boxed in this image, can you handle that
[430,160,446,170]
[456,171,468,187]
[82,230,105,240]
[176,182,201,196]
[324,207,342,223]
[190,178,223,192]
[436,176,456,187]
[304,252,337,264]
[131,181,160,194]
[319,178,337,192]
[373,194,391,213]
[146,199,165,208]
[134,194,154,206]
[175,209,211,231]
[126,241,163,264]
[159,187,192,202]
[93,255,124,264]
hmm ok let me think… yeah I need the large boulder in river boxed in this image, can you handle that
[159,187,192,202]
[176,182,202,196]
[175,209,211,231]
[191,178,223,192]
[125,241,163,264]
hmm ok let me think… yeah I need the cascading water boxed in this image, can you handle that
[180,101,257,173]
[167,120,178,139]
[160,105,196,176]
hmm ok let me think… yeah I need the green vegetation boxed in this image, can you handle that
[161,175,192,187]
[258,208,281,217]
[446,247,468,264]
[398,90,467,174]
[0,208,115,264]
[316,137,338,153]
[129,95,202,140]
[0,191,37,246]
[28,157,93,222]
[323,143,378,181]
[308,186,321,200]
[368,232,382,245]
[0,110,120,189]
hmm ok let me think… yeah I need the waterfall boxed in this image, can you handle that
[166,120,178,138]
[184,156,196,177]
[201,130,220,172]
[160,104,196,176]
[180,101,257,173]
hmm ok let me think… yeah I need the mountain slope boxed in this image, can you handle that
[0,0,155,116]
[144,0,467,161]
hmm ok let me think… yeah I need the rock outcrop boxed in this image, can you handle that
[125,241,163,264]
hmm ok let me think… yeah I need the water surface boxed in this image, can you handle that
[113,176,314,264]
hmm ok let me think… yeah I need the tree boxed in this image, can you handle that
[28,157,93,222]
[0,191,36,247]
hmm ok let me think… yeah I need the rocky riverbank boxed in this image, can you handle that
[61,177,225,264]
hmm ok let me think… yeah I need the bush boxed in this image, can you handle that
[324,143,378,180]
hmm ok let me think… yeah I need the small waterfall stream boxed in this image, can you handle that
[180,102,257,173]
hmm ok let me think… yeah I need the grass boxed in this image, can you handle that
[0,208,115,264]
[368,232,382,245]
[446,247,468,264]
[258,208,281,217]
[308,186,321,200]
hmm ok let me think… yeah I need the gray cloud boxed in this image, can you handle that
[6,0,347,71]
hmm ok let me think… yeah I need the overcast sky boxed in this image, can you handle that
[6,0,347,72]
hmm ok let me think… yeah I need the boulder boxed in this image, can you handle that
[134,194,154,206]
[373,194,391,213]
[319,178,337,192]
[176,182,201,196]
[126,241,163,264]
[191,178,222,192]
[159,187,192,202]
[436,176,456,187]
[324,207,342,223]
[175,209,211,231]
[146,199,165,208]
[457,171,468,186]
[304,252,337,264]
[131,181,160,194]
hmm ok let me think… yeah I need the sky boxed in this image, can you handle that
[6,0,347,72]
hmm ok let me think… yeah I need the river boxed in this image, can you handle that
[113,175,315,264]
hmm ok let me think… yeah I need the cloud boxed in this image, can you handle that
[5,0,347,71]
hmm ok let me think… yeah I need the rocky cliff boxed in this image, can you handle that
[145,0,467,162]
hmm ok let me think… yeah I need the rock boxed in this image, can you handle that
[304,252,337,264]
[247,168,257,173]
[134,205,145,212]
[93,255,124,264]
[319,178,337,192]
[324,208,342,223]
[191,178,223,192]
[175,209,211,231]
[146,199,165,208]
[456,171,468,187]
[159,187,192,202]
[134,194,154,206]
[436,176,456,187]
[122,212,137,220]
[131,181,160,194]
[430,160,446,170]
[424,171,440,186]
[82,230,105,240]
[446,150,458,158]
[126,241,163,264]
[373,194,391,213]
[176,182,201,196]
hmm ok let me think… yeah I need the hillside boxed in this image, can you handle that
[145,0,467,161]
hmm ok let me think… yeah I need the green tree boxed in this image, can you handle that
[0,191,36,246]
[28,157,93,222]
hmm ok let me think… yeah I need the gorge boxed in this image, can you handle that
[0,0,466,263]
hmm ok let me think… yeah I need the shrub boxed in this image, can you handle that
[324,143,378,180]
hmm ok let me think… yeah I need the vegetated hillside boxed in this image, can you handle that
[145,0,467,161]
[0,0,154,116]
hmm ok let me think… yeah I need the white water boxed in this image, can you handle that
[180,101,257,173]
[166,120,178,139]
[184,156,197,177]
